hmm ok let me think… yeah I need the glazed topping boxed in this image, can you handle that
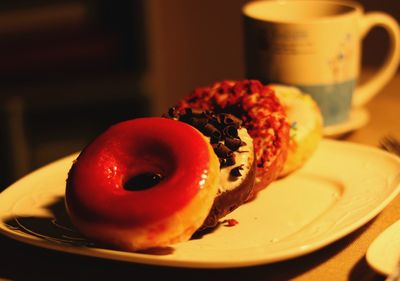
[164,108,246,170]
[67,117,218,225]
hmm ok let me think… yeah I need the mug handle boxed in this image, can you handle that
[353,12,400,107]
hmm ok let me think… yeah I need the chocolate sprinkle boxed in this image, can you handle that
[184,108,193,115]
[162,107,178,119]
[224,156,236,167]
[217,113,242,128]
[230,165,243,178]
[210,135,220,144]
[203,123,221,140]
[164,107,247,168]
[191,117,208,128]
[223,125,238,138]
[213,143,233,158]
[225,137,242,151]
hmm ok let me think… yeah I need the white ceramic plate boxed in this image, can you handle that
[366,219,400,276]
[323,107,370,138]
[0,140,399,268]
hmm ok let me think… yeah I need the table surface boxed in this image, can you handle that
[0,71,399,281]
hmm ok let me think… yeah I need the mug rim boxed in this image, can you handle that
[243,0,363,24]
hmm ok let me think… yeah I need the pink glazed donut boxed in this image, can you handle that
[65,117,219,251]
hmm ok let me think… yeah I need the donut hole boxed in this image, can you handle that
[124,172,163,191]
[122,140,178,192]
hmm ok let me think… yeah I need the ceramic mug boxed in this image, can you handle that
[243,0,400,126]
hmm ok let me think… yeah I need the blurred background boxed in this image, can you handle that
[0,0,399,189]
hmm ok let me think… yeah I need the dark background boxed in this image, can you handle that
[0,0,398,189]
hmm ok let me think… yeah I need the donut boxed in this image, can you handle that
[65,117,220,251]
[164,108,256,229]
[176,80,290,196]
[269,84,323,177]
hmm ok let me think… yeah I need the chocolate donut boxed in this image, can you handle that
[176,80,290,197]
[164,109,256,229]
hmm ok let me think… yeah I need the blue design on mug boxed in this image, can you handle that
[296,80,356,126]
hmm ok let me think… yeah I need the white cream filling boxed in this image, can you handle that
[218,128,254,194]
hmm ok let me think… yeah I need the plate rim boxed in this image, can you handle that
[366,218,400,275]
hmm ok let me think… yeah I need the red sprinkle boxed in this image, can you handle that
[223,218,239,227]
